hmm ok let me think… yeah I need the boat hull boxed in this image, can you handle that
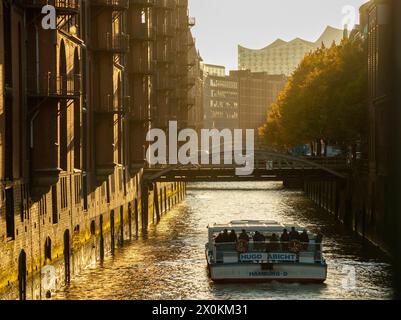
[208,262,327,283]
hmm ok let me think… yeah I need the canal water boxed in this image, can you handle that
[57,182,394,300]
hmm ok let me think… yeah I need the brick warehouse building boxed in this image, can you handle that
[361,0,401,293]
[348,0,401,257]
[0,0,199,299]
[303,1,401,293]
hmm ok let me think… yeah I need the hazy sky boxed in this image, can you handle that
[188,0,369,71]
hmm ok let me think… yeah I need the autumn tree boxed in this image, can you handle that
[259,37,367,156]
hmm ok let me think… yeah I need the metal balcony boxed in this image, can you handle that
[156,52,173,65]
[156,24,175,38]
[188,17,196,27]
[186,76,196,88]
[127,103,153,123]
[20,0,80,14]
[187,41,196,50]
[186,59,196,67]
[130,24,154,41]
[94,33,130,54]
[130,0,155,7]
[177,45,189,54]
[91,0,129,10]
[187,97,196,107]
[156,79,174,91]
[175,68,188,78]
[27,73,81,99]
[175,0,188,8]
[95,96,130,114]
[129,60,155,75]
[176,23,189,32]
[155,0,175,10]
[176,88,188,98]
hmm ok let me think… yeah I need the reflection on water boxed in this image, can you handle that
[57,182,393,300]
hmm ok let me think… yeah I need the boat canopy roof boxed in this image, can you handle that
[207,220,311,234]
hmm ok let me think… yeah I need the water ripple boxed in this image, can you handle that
[56,182,393,300]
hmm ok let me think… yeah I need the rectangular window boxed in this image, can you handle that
[106,180,111,204]
[141,10,146,24]
[20,186,24,223]
[39,194,47,216]
[83,175,88,211]
[74,175,82,205]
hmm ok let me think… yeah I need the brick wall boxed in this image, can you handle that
[0,167,186,299]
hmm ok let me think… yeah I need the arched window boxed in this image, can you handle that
[141,10,146,24]
[44,237,52,261]
[90,220,96,235]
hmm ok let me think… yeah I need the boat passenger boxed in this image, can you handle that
[280,229,289,251]
[270,233,279,242]
[215,232,225,243]
[238,229,249,241]
[289,227,300,241]
[222,229,230,242]
[268,233,280,251]
[299,230,309,243]
[280,229,289,242]
[299,230,309,250]
[253,231,265,251]
[229,230,238,242]
[253,231,265,242]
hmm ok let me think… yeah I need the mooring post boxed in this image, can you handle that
[128,203,132,240]
[154,183,161,223]
[164,187,167,213]
[141,180,149,231]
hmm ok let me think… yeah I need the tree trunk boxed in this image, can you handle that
[316,139,322,157]
[351,143,357,162]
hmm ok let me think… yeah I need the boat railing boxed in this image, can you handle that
[212,240,323,264]
[214,241,321,252]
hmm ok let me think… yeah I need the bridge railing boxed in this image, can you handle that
[145,158,348,170]
[299,156,348,167]
[259,157,348,170]
[143,150,350,181]
[214,241,321,253]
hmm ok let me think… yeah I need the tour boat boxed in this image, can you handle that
[205,220,327,283]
